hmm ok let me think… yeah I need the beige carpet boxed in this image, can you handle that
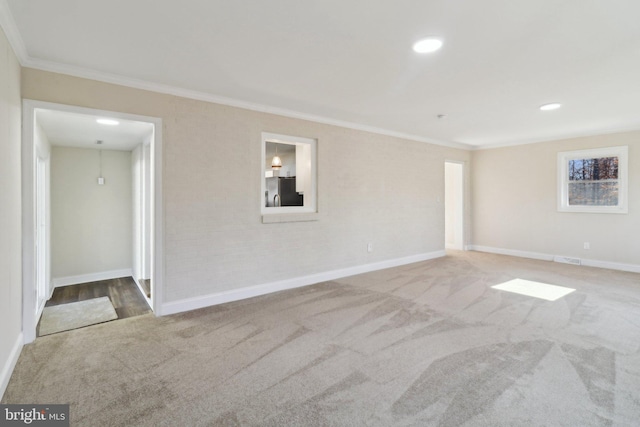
[4,251,640,426]
[39,296,118,336]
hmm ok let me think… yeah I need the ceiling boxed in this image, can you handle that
[4,1,640,149]
[36,109,154,151]
[266,142,296,159]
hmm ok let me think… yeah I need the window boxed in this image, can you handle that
[261,132,317,217]
[558,146,628,213]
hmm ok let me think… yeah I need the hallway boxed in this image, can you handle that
[37,277,151,337]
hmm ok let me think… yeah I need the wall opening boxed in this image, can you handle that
[22,100,164,343]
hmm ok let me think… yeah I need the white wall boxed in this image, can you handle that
[472,132,640,268]
[132,141,152,283]
[23,68,471,306]
[132,144,143,281]
[0,25,22,399]
[34,122,51,297]
[143,142,151,279]
[445,162,463,250]
[34,122,51,157]
[51,146,133,283]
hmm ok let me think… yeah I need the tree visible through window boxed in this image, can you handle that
[558,146,628,214]
[568,156,619,206]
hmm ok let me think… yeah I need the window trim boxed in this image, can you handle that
[557,145,628,214]
[261,132,317,217]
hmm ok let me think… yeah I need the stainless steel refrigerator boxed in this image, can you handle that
[265,177,304,207]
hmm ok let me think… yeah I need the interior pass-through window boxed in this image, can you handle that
[261,132,317,216]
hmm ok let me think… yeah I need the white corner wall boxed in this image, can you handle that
[143,142,151,280]
[131,141,151,283]
[51,146,133,284]
[472,132,640,270]
[34,122,51,296]
[0,25,23,399]
[445,162,463,250]
[132,144,143,282]
[22,68,471,310]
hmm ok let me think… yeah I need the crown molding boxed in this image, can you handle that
[1,2,471,150]
[24,59,640,155]
[472,123,640,150]
[23,56,472,150]
[0,0,28,62]
[16,1,634,152]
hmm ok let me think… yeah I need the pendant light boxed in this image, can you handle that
[271,144,282,169]
[97,146,105,185]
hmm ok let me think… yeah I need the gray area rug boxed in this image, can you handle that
[5,252,640,426]
[39,296,118,336]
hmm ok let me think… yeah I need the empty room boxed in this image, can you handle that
[1,1,639,426]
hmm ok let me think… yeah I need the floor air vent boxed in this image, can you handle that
[553,256,582,266]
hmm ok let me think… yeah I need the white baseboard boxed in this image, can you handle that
[52,269,133,287]
[469,245,640,273]
[581,258,640,273]
[468,245,554,261]
[161,251,445,316]
[0,332,23,401]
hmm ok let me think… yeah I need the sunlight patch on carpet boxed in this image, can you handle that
[491,279,575,301]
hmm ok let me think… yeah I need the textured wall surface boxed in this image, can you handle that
[22,68,471,302]
[0,25,22,394]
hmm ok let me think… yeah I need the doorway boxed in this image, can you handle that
[22,100,164,343]
[444,161,464,250]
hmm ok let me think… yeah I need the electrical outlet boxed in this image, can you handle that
[367,243,373,253]
[583,242,590,250]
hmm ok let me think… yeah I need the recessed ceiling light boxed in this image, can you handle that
[412,38,443,54]
[539,103,562,111]
[96,118,120,125]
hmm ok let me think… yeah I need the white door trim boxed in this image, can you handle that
[35,155,47,317]
[21,99,165,343]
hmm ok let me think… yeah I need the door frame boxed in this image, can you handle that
[22,99,165,343]
[35,154,48,316]
[444,160,465,250]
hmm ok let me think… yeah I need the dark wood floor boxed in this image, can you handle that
[41,276,151,334]
[140,278,151,298]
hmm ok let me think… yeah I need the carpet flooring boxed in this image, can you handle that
[3,251,640,426]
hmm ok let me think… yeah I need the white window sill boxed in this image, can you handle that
[262,212,320,224]
[558,206,628,214]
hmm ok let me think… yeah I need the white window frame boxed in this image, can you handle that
[557,146,628,214]
[261,132,317,216]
